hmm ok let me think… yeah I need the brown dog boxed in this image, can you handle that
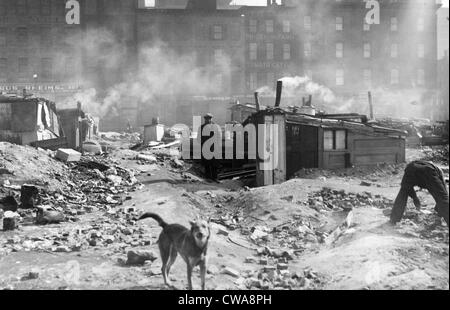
[138,213,210,290]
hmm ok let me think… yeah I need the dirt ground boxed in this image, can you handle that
[0,140,448,290]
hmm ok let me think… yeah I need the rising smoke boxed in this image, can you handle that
[59,28,232,119]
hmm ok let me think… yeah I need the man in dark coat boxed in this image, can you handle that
[390,160,449,227]
[199,113,218,180]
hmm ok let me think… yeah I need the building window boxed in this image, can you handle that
[249,43,257,61]
[213,25,223,40]
[336,17,343,31]
[249,72,257,90]
[266,43,274,60]
[16,0,27,15]
[304,16,312,31]
[214,49,223,65]
[283,44,291,60]
[324,129,347,151]
[249,19,257,33]
[305,69,313,79]
[391,17,398,32]
[418,17,425,32]
[64,57,75,79]
[215,73,224,91]
[417,69,425,86]
[86,0,98,14]
[363,69,372,87]
[336,42,344,58]
[267,72,275,86]
[17,27,28,43]
[0,28,6,46]
[41,58,52,79]
[55,0,66,15]
[283,21,290,33]
[18,57,28,77]
[0,58,6,78]
[41,27,51,46]
[391,44,398,58]
[418,44,425,58]
[336,69,344,86]
[304,42,312,58]
[41,0,51,15]
[363,43,371,58]
[391,69,399,85]
[266,20,274,33]
[0,0,6,16]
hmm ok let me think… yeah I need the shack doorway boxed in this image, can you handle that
[286,123,319,178]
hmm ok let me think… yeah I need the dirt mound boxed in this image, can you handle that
[0,142,70,191]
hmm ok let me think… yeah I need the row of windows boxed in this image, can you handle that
[268,15,428,32]
[332,42,428,59]
[248,19,291,34]
[0,27,76,47]
[0,0,66,16]
[0,57,75,79]
[248,43,291,61]
[245,41,428,61]
[246,68,427,90]
[334,68,426,86]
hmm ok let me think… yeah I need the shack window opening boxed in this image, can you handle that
[324,129,347,150]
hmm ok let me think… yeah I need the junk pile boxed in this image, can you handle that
[307,187,394,211]
[398,208,449,243]
[230,263,328,290]
[294,163,404,182]
[0,142,70,191]
[0,143,156,259]
[419,145,449,165]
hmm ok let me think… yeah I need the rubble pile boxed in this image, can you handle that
[419,145,449,165]
[0,148,153,258]
[294,163,404,182]
[0,206,153,256]
[0,142,70,191]
[307,187,394,211]
[100,132,141,144]
[233,261,327,290]
[399,209,449,242]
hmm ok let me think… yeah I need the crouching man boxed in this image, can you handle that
[390,160,449,227]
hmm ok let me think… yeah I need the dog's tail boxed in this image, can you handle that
[138,213,168,229]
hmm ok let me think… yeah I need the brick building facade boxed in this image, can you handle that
[0,0,444,128]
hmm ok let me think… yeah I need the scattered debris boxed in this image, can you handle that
[56,149,82,163]
[126,250,158,266]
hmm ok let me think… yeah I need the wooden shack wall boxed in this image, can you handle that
[349,133,405,166]
[320,131,405,169]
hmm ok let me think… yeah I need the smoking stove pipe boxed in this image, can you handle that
[254,92,261,111]
[368,91,374,120]
[275,80,283,108]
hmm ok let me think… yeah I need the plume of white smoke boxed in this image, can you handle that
[256,75,337,107]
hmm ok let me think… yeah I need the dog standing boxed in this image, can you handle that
[138,213,211,290]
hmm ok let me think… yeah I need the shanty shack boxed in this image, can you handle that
[0,95,64,147]
[250,108,407,186]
